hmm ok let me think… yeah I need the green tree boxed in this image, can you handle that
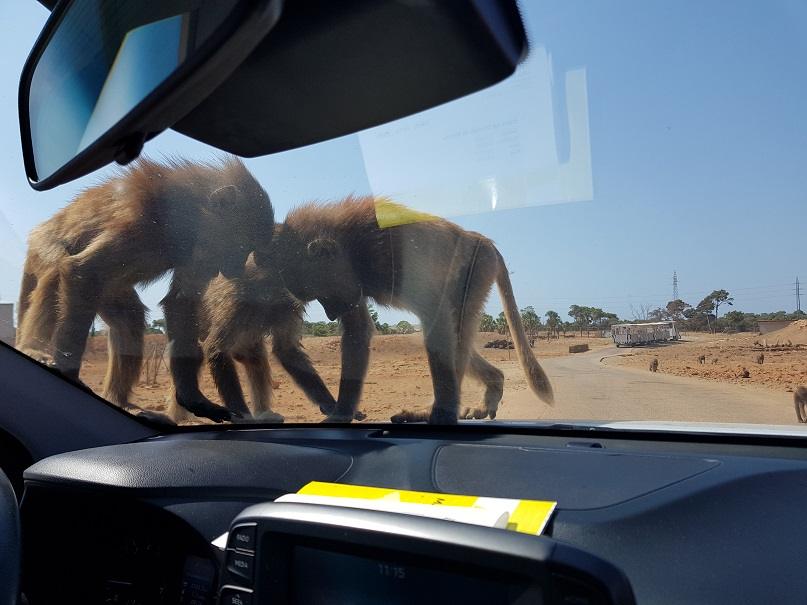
[495,311,509,335]
[665,299,691,322]
[520,306,541,340]
[479,313,496,333]
[696,290,734,333]
[395,320,414,334]
[568,305,593,336]
[545,310,561,338]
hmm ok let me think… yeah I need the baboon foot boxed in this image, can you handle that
[319,402,366,421]
[175,395,235,423]
[429,406,458,425]
[252,410,286,423]
[322,413,355,424]
[19,347,54,366]
[390,408,430,423]
[133,409,177,426]
[461,405,497,420]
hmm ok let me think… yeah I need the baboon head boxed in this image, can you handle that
[195,160,274,279]
[270,225,363,320]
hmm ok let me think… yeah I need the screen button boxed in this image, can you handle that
[229,525,256,553]
[226,550,255,584]
[220,587,252,605]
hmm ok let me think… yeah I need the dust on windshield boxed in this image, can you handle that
[1,1,806,428]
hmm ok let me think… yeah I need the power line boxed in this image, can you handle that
[796,277,802,313]
[672,271,678,301]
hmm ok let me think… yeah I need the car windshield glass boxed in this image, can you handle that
[1,1,807,430]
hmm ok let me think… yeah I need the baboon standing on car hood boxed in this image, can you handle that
[266,196,554,424]
[17,157,274,422]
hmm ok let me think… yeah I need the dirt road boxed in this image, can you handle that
[496,346,797,425]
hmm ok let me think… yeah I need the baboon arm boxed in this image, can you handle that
[272,317,337,413]
[330,302,373,420]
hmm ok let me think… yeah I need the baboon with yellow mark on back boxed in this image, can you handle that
[251,196,554,424]
[17,157,274,422]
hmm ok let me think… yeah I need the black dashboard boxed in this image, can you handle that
[20,425,807,604]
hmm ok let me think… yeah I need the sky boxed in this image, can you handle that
[0,0,806,328]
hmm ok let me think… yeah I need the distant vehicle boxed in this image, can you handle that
[612,321,679,347]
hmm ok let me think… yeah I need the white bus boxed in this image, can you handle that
[611,321,679,347]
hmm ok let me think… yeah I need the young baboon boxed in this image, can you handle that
[795,387,807,423]
[261,196,554,424]
[740,367,750,379]
[16,157,274,422]
[756,353,765,365]
[698,354,706,365]
[192,261,332,422]
[649,358,659,372]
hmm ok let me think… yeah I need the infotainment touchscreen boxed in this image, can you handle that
[290,544,532,605]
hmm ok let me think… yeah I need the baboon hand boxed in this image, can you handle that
[134,409,178,426]
[390,408,430,424]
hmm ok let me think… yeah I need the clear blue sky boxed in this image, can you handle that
[1,0,806,326]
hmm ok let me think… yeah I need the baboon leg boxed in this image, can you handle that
[163,276,232,423]
[327,301,373,423]
[463,352,504,420]
[207,350,253,419]
[423,313,461,424]
[240,341,284,422]
[98,289,146,407]
[51,257,105,380]
[16,268,60,363]
[272,315,338,416]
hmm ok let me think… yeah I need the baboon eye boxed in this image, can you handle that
[209,185,239,212]
[306,238,339,259]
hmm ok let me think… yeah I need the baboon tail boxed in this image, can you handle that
[494,249,554,405]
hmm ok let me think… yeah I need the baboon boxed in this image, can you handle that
[259,196,553,424]
[16,158,274,422]
[740,367,750,378]
[756,353,765,365]
[795,387,807,423]
[698,354,706,365]
[712,357,719,364]
[649,358,659,372]
[191,258,369,423]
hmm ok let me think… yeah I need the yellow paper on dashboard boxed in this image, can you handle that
[296,481,557,536]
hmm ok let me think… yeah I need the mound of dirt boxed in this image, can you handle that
[763,320,807,346]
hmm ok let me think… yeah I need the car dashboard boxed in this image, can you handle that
[19,425,807,604]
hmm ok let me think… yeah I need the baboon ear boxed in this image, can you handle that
[209,185,239,213]
[306,238,339,259]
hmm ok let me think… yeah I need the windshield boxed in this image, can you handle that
[2,1,807,430]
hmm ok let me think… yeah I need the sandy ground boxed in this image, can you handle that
[609,332,807,394]
[77,332,612,425]
[74,328,807,426]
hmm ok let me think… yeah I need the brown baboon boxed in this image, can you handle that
[740,367,750,378]
[795,387,807,423]
[649,358,659,372]
[756,353,765,364]
[195,259,366,422]
[16,158,274,422]
[260,196,553,424]
[698,354,706,365]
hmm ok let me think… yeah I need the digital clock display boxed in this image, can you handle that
[291,546,528,605]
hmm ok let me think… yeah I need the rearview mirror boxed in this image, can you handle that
[21,0,529,191]
[19,0,282,190]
